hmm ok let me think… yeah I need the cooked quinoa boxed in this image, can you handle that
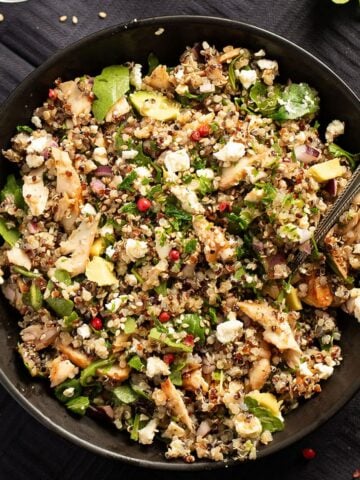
[0,41,359,463]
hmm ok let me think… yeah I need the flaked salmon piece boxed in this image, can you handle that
[219,157,253,190]
[238,301,301,367]
[248,340,271,391]
[55,214,100,277]
[182,366,209,393]
[161,378,194,431]
[144,65,171,91]
[59,80,91,123]
[57,342,91,369]
[23,167,49,216]
[193,215,236,263]
[48,355,78,387]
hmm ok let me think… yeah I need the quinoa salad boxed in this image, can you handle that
[0,41,359,463]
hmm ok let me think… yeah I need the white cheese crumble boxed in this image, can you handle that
[299,362,313,377]
[214,140,246,163]
[162,149,190,179]
[138,419,158,445]
[105,295,128,312]
[27,134,52,154]
[134,166,152,195]
[93,146,108,165]
[196,168,215,179]
[314,363,334,380]
[130,63,142,90]
[257,59,278,70]
[125,238,148,262]
[31,115,42,128]
[105,245,116,259]
[7,247,32,270]
[81,203,97,216]
[296,228,312,244]
[216,319,243,344]
[77,324,91,339]
[325,119,345,143]
[170,185,205,214]
[62,387,75,398]
[237,69,257,89]
[244,188,264,203]
[146,356,170,378]
[122,149,139,160]
[199,82,215,93]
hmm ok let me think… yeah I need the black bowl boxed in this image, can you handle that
[0,15,359,471]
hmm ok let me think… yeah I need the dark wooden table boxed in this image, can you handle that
[0,1,359,479]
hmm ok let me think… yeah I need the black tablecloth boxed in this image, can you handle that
[0,1,359,479]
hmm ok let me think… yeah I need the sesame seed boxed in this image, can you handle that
[72,16,78,25]
[59,15,67,22]
[98,11,107,19]
[0,13,4,23]
[155,27,164,36]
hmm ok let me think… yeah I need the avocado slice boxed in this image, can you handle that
[85,256,118,286]
[130,91,180,121]
[325,246,348,280]
[308,159,346,183]
[285,286,302,311]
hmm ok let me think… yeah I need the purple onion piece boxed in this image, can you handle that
[299,240,312,254]
[90,177,106,194]
[294,144,320,163]
[325,178,337,196]
[94,165,113,177]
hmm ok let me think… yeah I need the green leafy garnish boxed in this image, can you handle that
[45,296,74,317]
[127,355,145,372]
[12,266,41,278]
[120,203,138,214]
[328,143,359,170]
[30,282,43,311]
[184,238,198,255]
[0,218,20,247]
[66,396,89,416]
[181,313,206,344]
[54,269,72,286]
[113,384,139,404]
[54,378,82,403]
[154,280,168,296]
[164,203,192,231]
[16,125,33,134]
[149,328,193,352]
[0,174,25,209]
[197,176,213,196]
[228,55,241,90]
[208,307,218,325]
[130,413,141,441]
[117,171,138,191]
[249,82,282,116]
[92,65,130,121]
[271,83,319,121]
[256,182,277,205]
[226,210,254,233]
[80,358,114,386]
[147,52,159,74]
[64,311,79,329]
[244,396,284,433]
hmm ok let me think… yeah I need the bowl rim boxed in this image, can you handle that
[0,14,359,471]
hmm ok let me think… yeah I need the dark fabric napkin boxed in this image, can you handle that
[0,1,359,479]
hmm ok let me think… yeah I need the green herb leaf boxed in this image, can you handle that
[80,358,114,386]
[328,143,359,170]
[120,203,138,214]
[154,280,168,296]
[16,125,33,134]
[66,396,89,416]
[184,238,197,255]
[45,296,74,317]
[64,311,79,329]
[149,328,193,352]
[164,203,192,231]
[92,65,130,121]
[30,282,43,311]
[244,396,284,433]
[0,174,25,209]
[197,176,213,196]
[117,171,138,191]
[12,266,41,278]
[54,378,82,403]
[0,218,20,247]
[208,307,218,326]
[113,384,139,404]
[130,413,141,441]
[54,268,72,286]
[271,83,319,121]
[181,313,206,344]
[228,55,241,90]
[249,82,282,116]
[127,355,145,372]
[148,52,159,74]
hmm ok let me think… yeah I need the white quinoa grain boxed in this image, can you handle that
[72,16,78,25]
[59,15,67,22]
[0,13,4,23]
[98,11,107,19]
[155,27,164,36]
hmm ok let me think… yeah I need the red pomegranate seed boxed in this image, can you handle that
[183,334,194,346]
[198,124,210,137]
[159,312,171,323]
[302,448,316,460]
[353,470,360,479]
[163,353,175,365]
[91,317,103,330]
[218,201,231,212]
[48,88,57,100]
[190,130,201,142]
[136,197,152,212]
[169,249,180,261]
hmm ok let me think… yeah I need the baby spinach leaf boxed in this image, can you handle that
[328,143,359,170]
[92,65,130,121]
[270,83,319,121]
[249,82,282,115]
[113,384,139,404]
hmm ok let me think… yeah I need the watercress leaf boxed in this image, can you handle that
[113,384,139,404]
[55,378,82,403]
[181,313,206,344]
[117,171,138,191]
[0,174,25,209]
[45,296,74,317]
[92,65,130,121]
[66,396,89,416]
[328,143,359,170]
[184,238,197,255]
[16,125,33,134]
[249,82,282,115]
[127,355,145,372]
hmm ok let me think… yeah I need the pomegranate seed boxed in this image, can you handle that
[136,197,152,212]
[48,88,57,100]
[218,201,231,212]
[163,353,175,365]
[302,448,316,460]
[190,130,201,142]
[159,311,171,323]
[169,249,180,261]
[353,470,360,479]
[198,124,210,137]
[183,334,194,346]
[91,317,103,330]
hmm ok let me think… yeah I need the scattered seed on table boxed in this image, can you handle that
[0,13,4,23]
[72,16,78,25]
[98,11,107,19]
[59,15,67,23]
[154,27,164,36]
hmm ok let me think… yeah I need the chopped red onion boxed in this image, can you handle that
[299,240,312,254]
[294,144,320,163]
[42,148,50,160]
[325,178,337,196]
[196,420,211,438]
[90,177,106,195]
[94,165,113,177]
[28,221,40,234]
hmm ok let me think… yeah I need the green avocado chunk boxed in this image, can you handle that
[130,91,180,121]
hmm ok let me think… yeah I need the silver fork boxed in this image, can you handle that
[292,160,360,272]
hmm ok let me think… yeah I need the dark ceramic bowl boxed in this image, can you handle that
[0,15,359,471]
